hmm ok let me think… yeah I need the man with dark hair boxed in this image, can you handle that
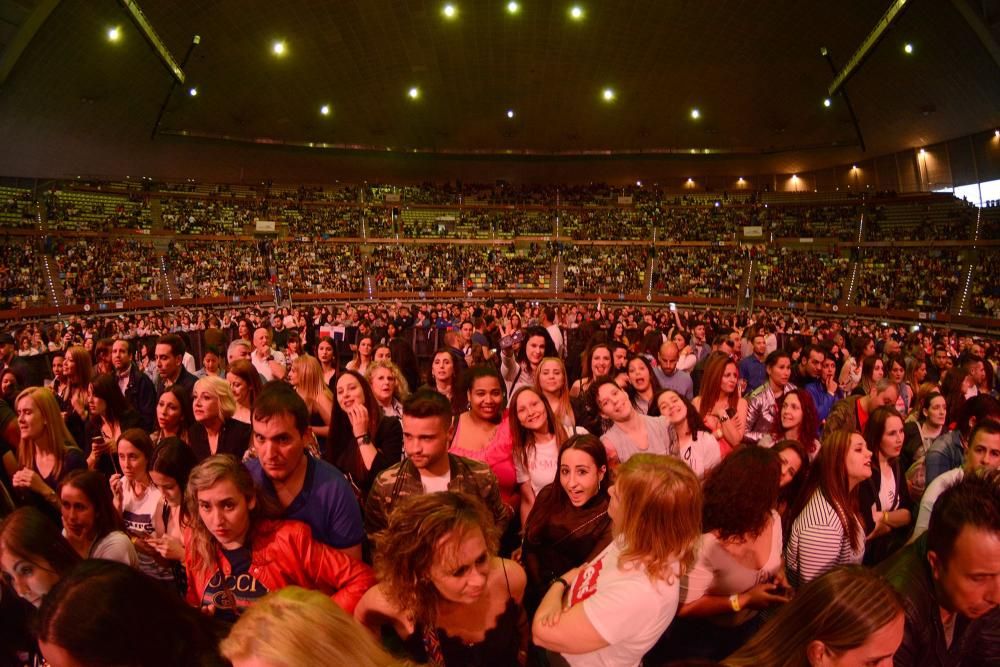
[541,306,564,359]
[738,333,768,395]
[110,338,156,432]
[925,395,1000,487]
[0,331,37,388]
[926,344,953,385]
[364,389,509,537]
[880,472,1000,666]
[153,333,197,396]
[805,350,843,425]
[246,382,364,560]
[791,344,824,388]
[689,321,709,363]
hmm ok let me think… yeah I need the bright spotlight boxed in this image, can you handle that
[690,108,700,120]
[320,104,331,116]
[188,87,198,97]
[903,43,913,54]
[408,87,420,99]
[442,4,457,18]
[107,26,121,42]
[602,88,615,101]
[823,98,831,108]
[506,109,515,118]
[272,40,286,56]
[507,1,520,14]
[570,6,584,20]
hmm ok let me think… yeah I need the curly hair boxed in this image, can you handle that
[702,446,781,541]
[770,389,820,457]
[373,492,499,626]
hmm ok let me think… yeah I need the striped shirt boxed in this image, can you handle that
[784,490,864,588]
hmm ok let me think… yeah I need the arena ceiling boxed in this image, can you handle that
[0,0,999,180]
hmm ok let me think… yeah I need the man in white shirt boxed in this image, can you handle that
[251,327,286,382]
[911,420,1000,541]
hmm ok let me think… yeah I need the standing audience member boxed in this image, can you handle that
[924,394,1000,487]
[110,338,156,432]
[59,469,136,565]
[510,386,567,520]
[150,384,194,446]
[534,357,577,432]
[154,334,198,396]
[823,377,900,439]
[900,390,947,498]
[737,333,768,396]
[0,507,81,609]
[858,408,913,565]
[745,350,796,444]
[251,327,287,382]
[757,388,821,460]
[366,359,409,420]
[520,434,612,613]
[84,373,141,473]
[724,566,904,667]
[189,376,252,462]
[356,492,528,666]
[287,355,333,452]
[653,389,721,478]
[12,388,87,523]
[531,454,702,666]
[147,438,199,595]
[593,378,678,468]
[784,430,871,587]
[226,358,262,425]
[246,382,364,560]
[184,455,374,621]
[879,473,1000,666]
[694,352,748,457]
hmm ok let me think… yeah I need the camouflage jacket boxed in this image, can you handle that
[364,454,510,537]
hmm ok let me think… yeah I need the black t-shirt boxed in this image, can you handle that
[201,546,268,623]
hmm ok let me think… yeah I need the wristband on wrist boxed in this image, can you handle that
[553,577,570,590]
[729,593,742,612]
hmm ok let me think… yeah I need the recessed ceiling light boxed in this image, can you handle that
[602,88,615,101]
[442,4,457,19]
[272,40,286,56]
[408,87,420,99]
[320,104,331,116]
[687,178,694,183]
[823,98,831,108]
[507,1,520,14]
[570,6,584,20]
[690,108,700,120]
[107,26,121,42]
[188,87,198,97]
[506,109,515,118]
[903,42,913,54]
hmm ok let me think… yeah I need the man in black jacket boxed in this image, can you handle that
[110,338,157,432]
[879,472,1000,666]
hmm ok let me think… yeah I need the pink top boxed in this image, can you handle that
[450,413,518,513]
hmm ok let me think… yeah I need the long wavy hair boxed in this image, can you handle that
[696,352,739,422]
[292,354,333,414]
[702,446,781,541]
[366,359,410,402]
[63,345,92,389]
[0,507,81,580]
[88,373,136,427]
[184,455,274,575]
[327,370,382,484]
[16,387,79,477]
[613,454,702,583]
[724,566,903,667]
[770,388,820,457]
[374,492,499,626]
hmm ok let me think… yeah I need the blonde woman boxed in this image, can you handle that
[366,359,409,419]
[184,456,375,622]
[532,454,703,665]
[221,587,416,667]
[12,387,87,523]
[189,376,251,462]
[288,354,334,449]
[534,357,577,433]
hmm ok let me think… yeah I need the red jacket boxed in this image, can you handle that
[184,519,374,614]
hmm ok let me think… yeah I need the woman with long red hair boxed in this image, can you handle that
[693,352,747,458]
[758,389,822,461]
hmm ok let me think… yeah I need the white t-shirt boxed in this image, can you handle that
[563,539,681,667]
[514,435,559,496]
[420,470,452,493]
[546,324,565,357]
[912,467,964,541]
[91,531,139,567]
[122,481,171,580]
[678,431,722,479]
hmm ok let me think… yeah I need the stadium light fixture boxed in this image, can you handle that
[602,88,615,101]
[107,26,122,42]
[690,108,700,120]
[823,98,831,108]
[903,42,913,54]
[570,6,584,20]
[188,87,198,96]
[507,1,520,14]
[320,104,331,116]
[408,86,420,99]
[272,40,286,56]
[506,109,515,118]
[442,4,457,19]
